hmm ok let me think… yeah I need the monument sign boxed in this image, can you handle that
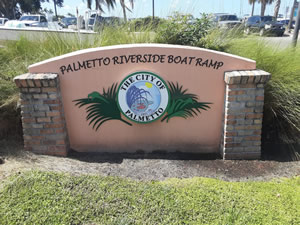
[14,44,270,159]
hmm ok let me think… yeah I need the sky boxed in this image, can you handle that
[42,0,295,19]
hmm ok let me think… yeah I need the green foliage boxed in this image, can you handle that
[162,82,211,122]
[0,38,38,106]
[0,28,153,105]
[0,28,152,136]
[0,171,299,224]
[155,12,212,47]
[0,0,64,19]
[95,25,155,46]
[128,16,164,31]
[0,95,22,139]
[227,38,300,159]
[74,83,132,130]
[199,27,244,51]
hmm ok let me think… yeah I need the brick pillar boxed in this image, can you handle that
[14,73,69,156]
[221,70,271,160]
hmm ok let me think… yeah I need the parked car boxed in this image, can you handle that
[19,15,48,27]
[218,14,241,28]
[88,14,122,30]
[244,15,285,36]
[0,18,9,26]
[278,19,295,29]
[60,17,75,28]
[5,14,48,28]
[59,17,85,29]
[213,14,242,28]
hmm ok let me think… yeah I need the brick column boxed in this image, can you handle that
[14,73,69,156]
[221,70,271,160]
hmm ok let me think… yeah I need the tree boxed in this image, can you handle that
[273,0,281,18]
[0,0,48,19]
[50,0,64,19]
[42,8,54,14]
[84,0,116,12]
[86,0,92,9]
[249,0,257,16]
[259,0,274,16]
[0,0,17,19]
[18,0,43,14]
[0,0,64,19]
[120,0,134,23]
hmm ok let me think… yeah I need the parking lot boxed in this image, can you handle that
[263,33,300,48]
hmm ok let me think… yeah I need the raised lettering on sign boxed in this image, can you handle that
[59,54,224,75]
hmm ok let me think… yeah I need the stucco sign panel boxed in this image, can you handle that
[29,44,256,153]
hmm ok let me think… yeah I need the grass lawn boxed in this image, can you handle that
[0,171,299,225]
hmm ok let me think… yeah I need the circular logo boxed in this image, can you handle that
[117,71,169,123]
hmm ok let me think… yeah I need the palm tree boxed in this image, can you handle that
[120,0,134,23]
[273,0,281,18]
[84,0,133,22]
[86,0,92,9]
[249,0,257,16]
[52,0,63,19]
[259,0,274,16]
[84,0,116,12]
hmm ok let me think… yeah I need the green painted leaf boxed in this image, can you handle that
[73,83,132,131]
[161,81,212,122]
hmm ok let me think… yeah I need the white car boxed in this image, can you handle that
[0,18,9,26]
[215,14,242,28]
[5,15,48,28]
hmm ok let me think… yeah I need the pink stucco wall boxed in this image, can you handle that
[29,44,256,153]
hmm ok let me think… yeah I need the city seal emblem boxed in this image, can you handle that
[117,71,169,123]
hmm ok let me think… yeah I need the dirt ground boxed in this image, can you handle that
[0,139,299,182]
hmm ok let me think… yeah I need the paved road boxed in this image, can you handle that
[263,34,300,49]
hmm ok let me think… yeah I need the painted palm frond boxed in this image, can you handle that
[161,82,212,122]
[73,83,132,131]
[168,82,198,101]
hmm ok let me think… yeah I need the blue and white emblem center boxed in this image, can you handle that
[118,72,169,123]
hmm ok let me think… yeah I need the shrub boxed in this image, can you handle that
[0,28,154,103]
[155,12,212,47]
[0,29,154,139]
[198,26,244,51]
[227,38,300,160]
[128,16,164,31]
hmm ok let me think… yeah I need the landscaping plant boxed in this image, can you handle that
[227,38,300,160]
[155,12,212,47]
[0,27,153,138]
